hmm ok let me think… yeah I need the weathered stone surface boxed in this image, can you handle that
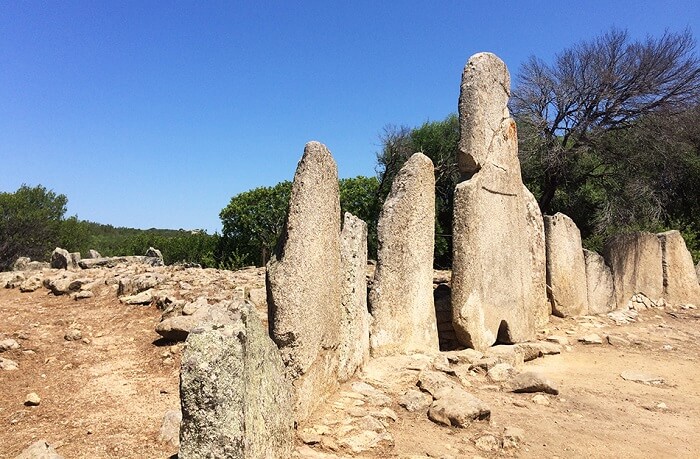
[451,53,536,351]
[657,230,700,306]
[369,153,438,356]
[69,252,81,270]
[267,141,342,422]
[0,338,20,352]
[0,356,19,370]
[337,212,370,382]
[14,440,63,459]
[398,389,433,412]
[584,249,616,314]
[146,247,163,259]
[179,302,294,459]
[157,409,182,448]
[696,260,700,283]
[19,275,43,293]
[620,371,665,385]
[78,256,162,269]
[604,232,663,310]
[544,213,588,317]
[524,186,549,327]
[427,388,491,427]
[50,248,71,270]
[88,249,101,259]
[12,257,30,271]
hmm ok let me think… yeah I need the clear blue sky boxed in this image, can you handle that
[1,1,698,233]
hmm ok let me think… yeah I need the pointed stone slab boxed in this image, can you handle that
[451,53,536,351]
[369,153,438,356]
[544,213,588,317]
[657,230,700,306]
[337,212,370,381]
[267,141,342,422]
[604,232,663,310]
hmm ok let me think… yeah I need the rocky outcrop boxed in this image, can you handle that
[451,52,536,351]
[544,213,588,317]
[583,249,616,314]
[657,230,700,306]
[369,153,438,356]
[179,302,294,459]
[78,255,163,269]
[337,212,370,382]
[267,141,342,422]
[523,186,549,327]
[604,232,663,310]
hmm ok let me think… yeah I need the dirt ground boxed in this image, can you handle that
[1,277,699,459]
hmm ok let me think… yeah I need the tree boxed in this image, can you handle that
[217,181,293,268]
[0,185,67,270]
[340,176,381,257]
[512,28,700,215]
[376,114,460,267]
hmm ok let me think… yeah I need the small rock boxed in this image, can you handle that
[298,428,321,445]
[487,363,516,382]
[606,335,630,346]
[355,415,385,433]
[64,329,82,341]
[0,357,19,370]
[532,394,550,406]
[338,430,393,453]
[24,392,41,406]
[546,335,569,345]
[510,372,559,395]
[73,290,94,300]
[503,426,525,449]
[14,439,64,459]
[417,370,457,397]
[371,407,398,422]
[0,338,20,352]
[474,434,501,452]
[119,289,153,305]
[579,334,603,344]
[399,389,433,412]
[157,409,181,448]
[427,388,490,427]
[620,371,665,385]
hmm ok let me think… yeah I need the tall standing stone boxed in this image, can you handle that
[50,248,71,270]
[544,213,588,317]
[179,302,294,459]
[657,230,700,306]
[369,153,438,356]
[337,212,370,382]
[266,141,342,422]
[583,249,616,314]
[523,186,549,327]
[451,52,536,351]
[604,232,663,309]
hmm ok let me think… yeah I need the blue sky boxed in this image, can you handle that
[1,1,698,232]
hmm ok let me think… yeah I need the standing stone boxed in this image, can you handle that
[696,260,700,284]
[524,186,549,327]
[544,213,588,317]
[451,52,536,351]
[50,248,71,270]
[604,232,663,310]
[69,252,81,270]
[179,302,294,459]
[267,141,342,422]
[583,249,616,314]
[657,230,700,306]
[337,212,370,382]
[369,153,438,356]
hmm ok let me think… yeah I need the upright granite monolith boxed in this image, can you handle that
[266,141,342,422]
[451,52,537,351]
[544,213,588,317]
[337,212,370,381]
[179,302,294,459]
[524,186,549,327]
[657,230,700,306]
[583,249,616,314]
[369,153,438,356]
[604,232,663,309]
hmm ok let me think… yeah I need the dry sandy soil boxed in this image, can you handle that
[1,271,699,459]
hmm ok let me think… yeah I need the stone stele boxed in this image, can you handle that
[369,152,439,356]
[337,212,370,382]
[604,232,663,309]
[451,52,537,351]
[657,230,700,306]
[583,249,616,314]
[544,213,588,317]
[179,302,294,459]
[266,141,342,422]
[523,185,549,327]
